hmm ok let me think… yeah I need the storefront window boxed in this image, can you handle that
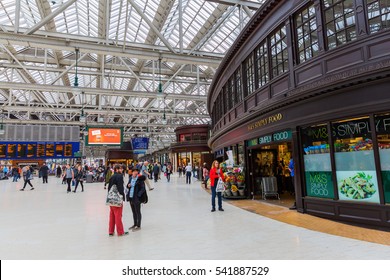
[332,117,379,203]
[323,0,357,50]
[244,53,255,97]
[238,143,245,166]
[179,134,191,142]
[295,4,319,63]
[302,124,334,199]
[270,25,288,78]
[375,113,390,203]
[255,40,269,87]
[193,152,201,168]
[192,133,207,142]
[367,0,390,34]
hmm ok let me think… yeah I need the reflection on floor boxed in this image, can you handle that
[1,176,389,259]
[201,185,390,246]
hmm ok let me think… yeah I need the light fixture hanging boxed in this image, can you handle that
[79,91,86,123]
[0,109,5,135]
[145,113,150,136]
[73,48,81,95]
[162,97,167,125]
[157,58,164,100]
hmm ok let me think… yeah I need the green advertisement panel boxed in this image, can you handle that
[381,171,390,204]
[305,171,335,199]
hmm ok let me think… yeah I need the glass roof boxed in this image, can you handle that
[0,0,266,151]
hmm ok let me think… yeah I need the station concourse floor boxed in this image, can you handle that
[0,174,389,260]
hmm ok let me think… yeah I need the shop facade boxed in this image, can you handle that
[170,125,213,172]
[208,0,390,228]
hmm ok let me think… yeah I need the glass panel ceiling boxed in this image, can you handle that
[0,0,269,143]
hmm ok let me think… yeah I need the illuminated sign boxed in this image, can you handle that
[87,128,123,146]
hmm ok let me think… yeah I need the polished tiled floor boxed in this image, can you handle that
[0,175,389,260]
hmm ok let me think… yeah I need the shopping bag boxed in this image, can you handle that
[216,178,225,193]
[106,184,123,207]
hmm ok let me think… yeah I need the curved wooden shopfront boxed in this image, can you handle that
[208,0,390,228]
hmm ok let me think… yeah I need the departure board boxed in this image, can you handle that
[27,144,36,158]
[17,144,27,158]
[37,144,45,157]
[0,142,79,159]
[0,144,5,158]
[7,144,16,158]
[64,144,72,157]
[46,143,54,157]
[55,144,63,156]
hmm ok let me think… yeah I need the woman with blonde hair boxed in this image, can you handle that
[209,160,225,212]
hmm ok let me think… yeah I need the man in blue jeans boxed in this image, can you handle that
[288,158,297,210]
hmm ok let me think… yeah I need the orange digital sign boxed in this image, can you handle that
[87,128,122,145]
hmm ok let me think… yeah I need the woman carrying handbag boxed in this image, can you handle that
[209,160,225,212]
[107,165,128,237]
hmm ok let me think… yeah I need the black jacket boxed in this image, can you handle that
[39,165,49,176]
[126,175,146,203]
[108,172,125,198]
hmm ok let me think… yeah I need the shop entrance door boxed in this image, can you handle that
[248,149,277,198]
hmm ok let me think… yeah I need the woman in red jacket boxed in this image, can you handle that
[209,160,225,212]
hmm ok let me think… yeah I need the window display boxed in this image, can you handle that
[302,124,334,199]
[375,114,390,203]
[332,117,379,203]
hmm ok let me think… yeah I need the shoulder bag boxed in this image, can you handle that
[106,184,123,207]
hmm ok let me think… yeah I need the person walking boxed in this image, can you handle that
[166,164,172,182]
[203,163,209,189]
[39,162,50,184]
[73,165,85,192]
[185,163,192,184]
[153,163,160,183]
[178,165,182,177]
[209,160,225,212]
[126,168,146,232]
[64,164,74,193]
[20,166,34,191]
[104,164,113,190]
[12,165,19,182]
[108,165,128,236]
[288,158,297,210]
[56,165,62,178]
[141,161,154,191]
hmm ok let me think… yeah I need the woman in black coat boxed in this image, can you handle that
[126,168,146,232]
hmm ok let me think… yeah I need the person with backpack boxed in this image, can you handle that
[126,168,146,232]
[108,165,128,236]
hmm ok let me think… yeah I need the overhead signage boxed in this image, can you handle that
[0,141,80,159]
[247,113,283,131]
[132,137,149,150]
[257,130,292,146]
[133,149,147,155]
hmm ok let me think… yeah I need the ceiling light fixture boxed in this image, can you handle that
[0,110,5,135]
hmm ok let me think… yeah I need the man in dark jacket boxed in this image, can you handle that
[39,162,50,184]
[107,165,128,236]
[152,163,160,183]
[126,168,146,232]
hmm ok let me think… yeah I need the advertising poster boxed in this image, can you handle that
[304,153,334,199]
[379,149,390,203]
[88,128,122,145]
[337,171,379,203]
